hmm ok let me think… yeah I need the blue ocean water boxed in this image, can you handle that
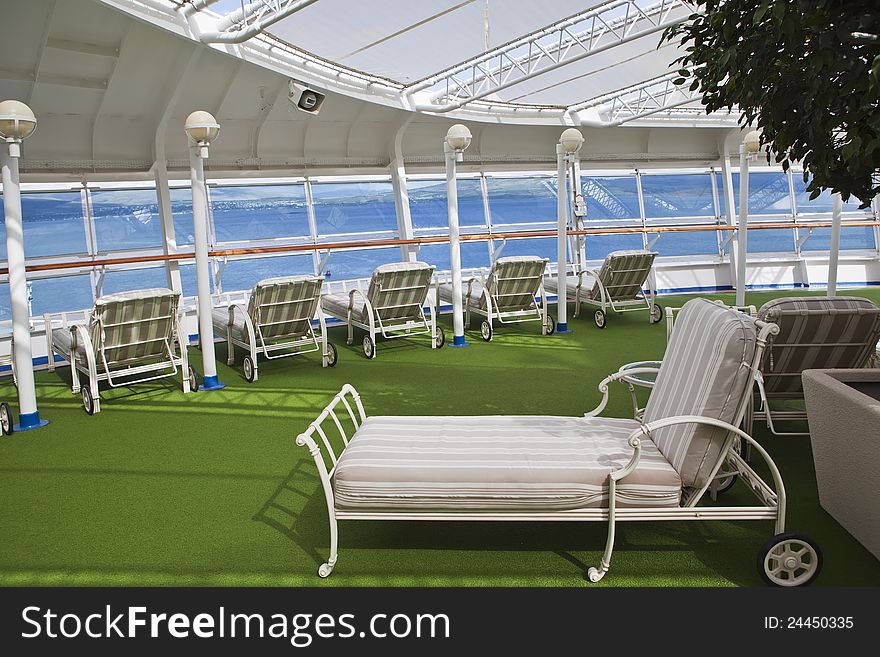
[0,175,874,321]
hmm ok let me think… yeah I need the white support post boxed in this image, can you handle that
[1,143,48,430]
[736,144,749,307]
[556,143,570,333]
[572,158,586,271]
[154,159,182,294]
[389,156,417,263]
[719,153,738,290]
[827,192,843,296]
[188,143,224,390]
[445,142,467,346]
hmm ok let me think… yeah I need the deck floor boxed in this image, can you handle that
[1,288,879,587]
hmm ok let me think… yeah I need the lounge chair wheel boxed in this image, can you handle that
[326,343,338,367]
[362,336,376,359]
[758,532,822,587]
[435,326,446,348]
[318,562,334,578]
[0,402,13,435]
[650,303,663,324]
[243,356,256,382]
[594,309,606,329]
[710,473,737,496]
[82,387,95,415]
[545,316,555,336]
[188,367,198,393]
[480,321,492,342]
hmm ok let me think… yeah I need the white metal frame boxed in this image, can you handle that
[44,304,192,415]
[296,318,786,582]
[213,281,334,383]
[570,259,658,322]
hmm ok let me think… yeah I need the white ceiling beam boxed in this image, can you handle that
[26,0,57,105]
[198,0,321,44]
[251,79,286,159]
[1,68,107,90]
[46,37,120,58]
[92,28,129,163]
[408,0,699,113]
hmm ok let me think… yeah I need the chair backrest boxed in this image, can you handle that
[481,256,547,311]
[248,276,323,341]
[366,261,434,322]
[757,296,880,396]
[643,298,758,489]
[592,250,656,301]
[90,288,180,365]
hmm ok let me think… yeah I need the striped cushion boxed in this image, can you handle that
[247,276,322,342]
[643,298,757,489]
[333,415,681,511]
[481,256,547,311]
[757,296,880,397]
[321,292,367,324]
[592,250,655,301]
[90,288,179,364]
[543,273,598,299]
[366,261,434,322]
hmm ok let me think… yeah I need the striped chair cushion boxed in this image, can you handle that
[643,298,758,489]
[480,256,547,312]
[247,276,322,342]
[592,250,655,301]
[757,296,880,397]
[543,273,598,299]
[90,288,180,364]
[366,261,434,323]
[321,293,366,324]
[333,415,681,511]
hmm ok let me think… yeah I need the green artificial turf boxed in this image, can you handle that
[1,287,879,587]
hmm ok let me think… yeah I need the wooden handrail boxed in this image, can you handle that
[2,219,878,276]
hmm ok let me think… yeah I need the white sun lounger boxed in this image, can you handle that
[545,249,661,328]
[321,261,443,359]
[436,255,553,341]
[212,275,336,382]
[296,299,822,587]
[45,288,192,415]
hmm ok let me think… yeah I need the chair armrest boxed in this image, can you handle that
[71,324,99,379]
[585,368,663,418]
[229,303,257,346]
[348,288,374,320]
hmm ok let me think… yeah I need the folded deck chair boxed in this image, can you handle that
[320,261,442,359]
[545,249,661,328]
[212,275,335,382]
[297,299,822,587]
[45,288,192,415]
[752,296,880,436]
[436,255,553,341]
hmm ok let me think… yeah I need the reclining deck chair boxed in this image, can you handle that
[436,255,553,341]
[297,299,822,586]
[752,296,880,436]
[545,249,661,328]
[321,261,443,359]
[212,275,336,383]
[45,288,192,415]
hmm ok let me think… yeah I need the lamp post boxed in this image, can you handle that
[556,128,584,333]
[444,124,472,347]
[185,110,225,390]
[736,129,761,307]
[0,100,48,431]
[827,192,843,297]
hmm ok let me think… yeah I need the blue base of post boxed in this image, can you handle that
[15,411,50,432]
[556,323,572,334]
[449,335,469,347]
[200,375,226,391]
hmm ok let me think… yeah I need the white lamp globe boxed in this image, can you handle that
[743,129,762,154]
[446,124,472,152]
[0,100,37,141]
[559,128,584,154]
[185,110,220,144]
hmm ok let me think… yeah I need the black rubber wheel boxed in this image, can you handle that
[243,355,256,382]
[0,401,13,435]
[757,532,823,587]
[594,309,607,329]
[363,336,376,359]
[545,316,556,336]
[326,342,338,367]
[480,321,493,342]
[82,386,95,416]
[435,326,446,348]
[188,367,198,392]
[650,303,663,324]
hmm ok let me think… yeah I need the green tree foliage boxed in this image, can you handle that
[663,0,880,207]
